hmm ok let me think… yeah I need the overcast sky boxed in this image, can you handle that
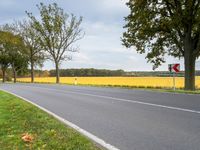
[0,0,199,71]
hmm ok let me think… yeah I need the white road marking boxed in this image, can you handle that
[8,84,200,115]
[0,89,120,150]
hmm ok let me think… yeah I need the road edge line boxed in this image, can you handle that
[0,89,120,150]
[18,85,200,114]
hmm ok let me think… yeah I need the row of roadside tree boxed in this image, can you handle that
[0,3,83,83]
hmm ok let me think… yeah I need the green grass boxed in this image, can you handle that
[73,84,200,95]
[100,85,200,94]
[0,90,101,150]
[156,89,200,94]
[59,83,200,95]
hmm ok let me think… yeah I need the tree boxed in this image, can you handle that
[0,42,10,82]
[0,31,14,82]
[0,30,28,83]
[15,20,45,83]
[122,0,200,90]
[9,45,28,83]
[26,3,84,83]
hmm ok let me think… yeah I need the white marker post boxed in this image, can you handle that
[74,77,78,85]
[173,72,176,91]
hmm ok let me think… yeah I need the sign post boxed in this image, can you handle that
[173,72,176,91]
[168,64,180,90]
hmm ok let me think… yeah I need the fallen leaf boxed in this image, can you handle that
[21,133,34,142]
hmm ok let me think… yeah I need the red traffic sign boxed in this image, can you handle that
[168,64,180,73]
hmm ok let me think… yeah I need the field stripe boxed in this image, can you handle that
[0,89,120,150]
[16,84,200,115]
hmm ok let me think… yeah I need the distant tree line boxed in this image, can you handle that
[12,68,200,78]
[49,68,125,77]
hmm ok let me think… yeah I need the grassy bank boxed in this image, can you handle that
[75,84,200,94]
[0,91,100,150]
[15,80,200,95]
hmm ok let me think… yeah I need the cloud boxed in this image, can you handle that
[196,60,200,69]
[71,53,90,63]
[1,0,189,71]
[43,19,184,71]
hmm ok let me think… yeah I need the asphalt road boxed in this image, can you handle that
[0,83,200,150]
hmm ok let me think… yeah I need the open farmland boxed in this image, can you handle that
[17,76,200,89]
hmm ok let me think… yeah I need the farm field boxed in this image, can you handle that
[17,76,200,89]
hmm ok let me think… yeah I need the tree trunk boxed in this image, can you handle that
[183,29,196,91]
[13,68,17,83]
[31,60,34,83]
[55,62,60,84]
[184,55,196,91]
[2,69,6,83]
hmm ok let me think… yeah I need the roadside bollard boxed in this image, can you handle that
[74,77,77,85]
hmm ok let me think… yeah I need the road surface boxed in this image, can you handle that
[0,83,200,150]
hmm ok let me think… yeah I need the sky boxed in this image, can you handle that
[0,0,199,71]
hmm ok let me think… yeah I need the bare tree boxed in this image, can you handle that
[15,20,45,83]
[26,3,84,83]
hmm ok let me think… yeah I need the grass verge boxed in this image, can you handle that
[60,83,200,95]
[100,85,200,94]
[13,81,200,95]
[117,86,200,94]
[0,90,101,150]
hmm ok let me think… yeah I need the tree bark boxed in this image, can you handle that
[184,34,196,90]
[184,54,196,91]
[2,69,6,83]
[183,27,196,91]
[31,59,34,83]
[13,68,17,83]
[55,62,60,84]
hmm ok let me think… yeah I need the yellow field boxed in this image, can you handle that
[17,76,200,89]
